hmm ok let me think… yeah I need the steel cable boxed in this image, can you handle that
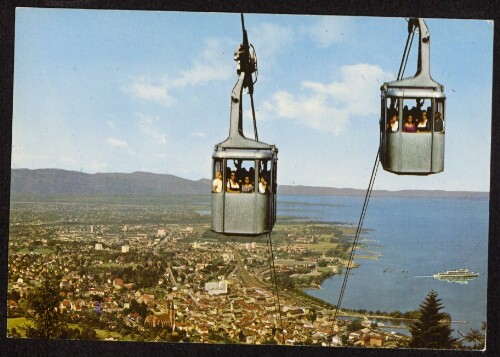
[331,149,380,334]
[267,232,285,344]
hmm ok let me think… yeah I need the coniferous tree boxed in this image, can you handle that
[23,270,68,339]
[409,290,457,349]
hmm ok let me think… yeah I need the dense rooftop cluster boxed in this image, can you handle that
[7,199,409,346]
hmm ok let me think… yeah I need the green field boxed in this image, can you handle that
[6,319,130,341]
[7,317,31,337]
[14,247,55,254]
[95,329,135,341]
[296,241,339,252]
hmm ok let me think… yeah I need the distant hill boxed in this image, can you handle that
[10,169,208,195]
[277,185,489,199]
[10,169,489,199]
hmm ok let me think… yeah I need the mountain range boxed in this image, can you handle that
[9,168,489,199]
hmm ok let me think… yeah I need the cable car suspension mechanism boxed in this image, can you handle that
[235,14,259,141]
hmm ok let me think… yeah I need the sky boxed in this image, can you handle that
[11,9,494,191]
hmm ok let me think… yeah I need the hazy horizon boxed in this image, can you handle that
[10,167,490,193]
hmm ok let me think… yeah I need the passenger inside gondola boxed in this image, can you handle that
[403,115,416,132]
[434,111,444,132]
[258,175,268,194]
[417,111,430,131]
[387,114,399,132]
[241,176,254,193]
[212,171,223,192]
[385,99,399,132]
[227,171,240,193]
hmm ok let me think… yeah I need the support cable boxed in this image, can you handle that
[397,29,415,81]
[331,149,380,333]
[460,237,482,267]
[267,232,285,344]
[250,93,259,141]
[249,44,259,141]
[400,30,415,80]
[329,17,416,337]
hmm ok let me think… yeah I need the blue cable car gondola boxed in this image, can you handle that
[380,18,445,175]
[211,15,278,236]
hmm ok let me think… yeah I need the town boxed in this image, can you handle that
[7,194,411,347]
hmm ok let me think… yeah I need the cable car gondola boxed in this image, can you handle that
[380,18,445,175]
[211,15,278,236]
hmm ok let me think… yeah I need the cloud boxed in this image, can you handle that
[248,23,293,69]
[260,63,392,134]
[106,137,136,157]
[190,131,206,138]
[171,38,233,88]
[136,113,167,144]
[262,89,349,134]
[106,137,129,148]
[126,77,177,107]
[125,38,232,106]
[300,16,352,47]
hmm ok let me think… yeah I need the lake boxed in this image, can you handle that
[278,194,489,335]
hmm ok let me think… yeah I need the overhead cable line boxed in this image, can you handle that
[267,232,285,344]
[398,25,415,80]
[249,44,259,142]
[330,18,415,337]
[331,149,380,333]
